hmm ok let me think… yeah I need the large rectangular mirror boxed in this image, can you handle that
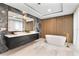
[8,11,24,32]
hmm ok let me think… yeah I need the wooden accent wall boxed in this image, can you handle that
[40,15,73,43]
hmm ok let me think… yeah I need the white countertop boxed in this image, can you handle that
[5,32,39,38]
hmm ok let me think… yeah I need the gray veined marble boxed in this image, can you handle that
[0,31,8,53]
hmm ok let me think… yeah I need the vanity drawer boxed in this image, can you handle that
[5,34,39,49]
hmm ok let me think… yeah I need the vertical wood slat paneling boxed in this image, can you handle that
[40,18,56,38]
[40,15,73,43]
[56,16,64,35]
[64,15,73,43]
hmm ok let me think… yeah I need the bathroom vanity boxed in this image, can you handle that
[4,32,39,49]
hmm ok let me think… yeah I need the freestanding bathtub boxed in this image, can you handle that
[45,35,66,46]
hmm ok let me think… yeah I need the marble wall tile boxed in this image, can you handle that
[0,4,8,30]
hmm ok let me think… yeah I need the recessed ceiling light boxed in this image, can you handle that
[48,9,52,12]
[37,3,41,5]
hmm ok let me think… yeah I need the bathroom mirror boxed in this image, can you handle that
[8,11,24,32]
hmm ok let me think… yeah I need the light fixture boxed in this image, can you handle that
[22,11,28,22]
[48,9,52,12]
[22,11,26,14]
[23,15,27,20]
[1,10,5,14]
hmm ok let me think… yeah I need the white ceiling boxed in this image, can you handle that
[5,3,79,19]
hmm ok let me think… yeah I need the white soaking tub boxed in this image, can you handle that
[45,35,66,46]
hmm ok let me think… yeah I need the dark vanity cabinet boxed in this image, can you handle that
[5,33,39,49]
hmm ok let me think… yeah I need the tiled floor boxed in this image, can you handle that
[0,38,79,56]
